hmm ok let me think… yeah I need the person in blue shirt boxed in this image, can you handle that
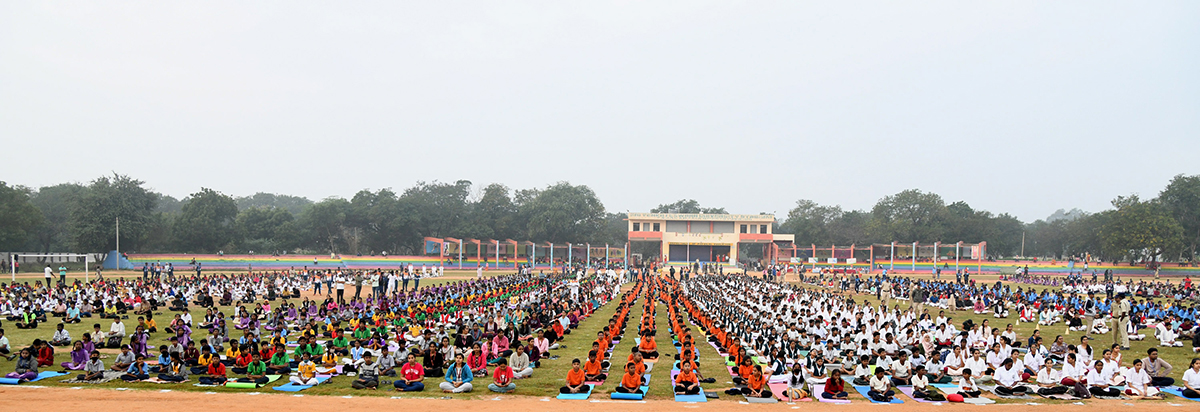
[121,355,150,381]
[439,353,474,393]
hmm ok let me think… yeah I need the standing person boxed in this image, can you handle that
[44,265,54,286]
[1082,291,1097,338]
[59,265,67,285]
[413,269,421,290]
[335,273,345,304]
[354,271,363,299]
[1113,294,1130,350]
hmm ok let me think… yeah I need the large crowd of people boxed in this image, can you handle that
[3,262,1200,403]
[0,266,620,395]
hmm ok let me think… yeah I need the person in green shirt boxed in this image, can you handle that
[353,326,370,341]
[239,352,269,385]
[267,344,292,374]
[293,336,323,359]
[331,333,350,355]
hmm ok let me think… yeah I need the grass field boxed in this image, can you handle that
[2,273,1197,404]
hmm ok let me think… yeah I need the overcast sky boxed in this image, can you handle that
[2,2,1197,222]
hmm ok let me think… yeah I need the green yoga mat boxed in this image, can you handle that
[227,375,282,388]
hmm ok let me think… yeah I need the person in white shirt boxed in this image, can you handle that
[1123,358,1163,399]
[1034,359,1068,396]
[1086,360,1121,397]
[993,359,1028,396]
[964,349,991,383]
[1059,353,1086,386]
[1181,358,1200,399]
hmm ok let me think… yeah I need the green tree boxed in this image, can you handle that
[1100,198,1183,265]
[1158,174,1200,262]
[0,182,43,251]
[868,189,948,243]
[28,183,84,253]
[780,199,842,246]
[299,197,350,253]
[173,188,239,253]
[520,182,606,243]
[651,199,727,214]
[235,206,298,253]
[70,174,159,252]
[235,193,313,215]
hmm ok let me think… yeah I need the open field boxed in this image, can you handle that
[3,273,1199,406]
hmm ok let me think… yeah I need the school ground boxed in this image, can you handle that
[2,271,1198,407]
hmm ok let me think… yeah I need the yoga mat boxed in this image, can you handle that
[988,387,1032,399]
[745,394,778,403]
[853,385,904,404]
[0,378,22,385]
[271,376,330,392]
[611,374,650,400]
[610,387,648,400]
[768,381,812,402]
[555,384,594,400]
[812,384,851,403]
[225,381,259,389]
[675,389,707,402]
[33,371,70,382]
[896,386,940,403]
[584,380,604,386]
[1162,386,1200,402]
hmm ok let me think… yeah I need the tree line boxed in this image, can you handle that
[0,173,1197,265]
[778,175,1200,265]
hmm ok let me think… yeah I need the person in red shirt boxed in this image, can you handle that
[200,359,227,385]
[561,358,588,394]
[488,358,516,393]
[35,340,55,367]
[393,353,425,391]
[823,369,849,399]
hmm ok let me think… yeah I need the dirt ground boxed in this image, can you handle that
[2,385,1190,411]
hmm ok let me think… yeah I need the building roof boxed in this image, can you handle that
[626,212,775,222]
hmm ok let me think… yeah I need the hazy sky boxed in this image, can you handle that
[2,2,1197,222]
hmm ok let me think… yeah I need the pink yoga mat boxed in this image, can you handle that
[768,382,812,402]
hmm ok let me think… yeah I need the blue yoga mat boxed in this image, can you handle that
[33,371,70,382]
[675,389,707,402]
[853,385,904,404]
[612,375,650,400]
[0,378,21,385]
[272,376,330,392]
[1162,386,1200,402]
[555,384,594,400]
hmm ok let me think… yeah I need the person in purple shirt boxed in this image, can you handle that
[61,340,89,370]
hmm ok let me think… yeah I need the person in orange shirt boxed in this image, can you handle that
[583,350,607,381]
[561,358,588,394]
[744,365,770,398]
[732,357,754,386]
[638,330,659,360]
[675,361,701,395]
[627,348,647,375]
[616,362,643,394]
